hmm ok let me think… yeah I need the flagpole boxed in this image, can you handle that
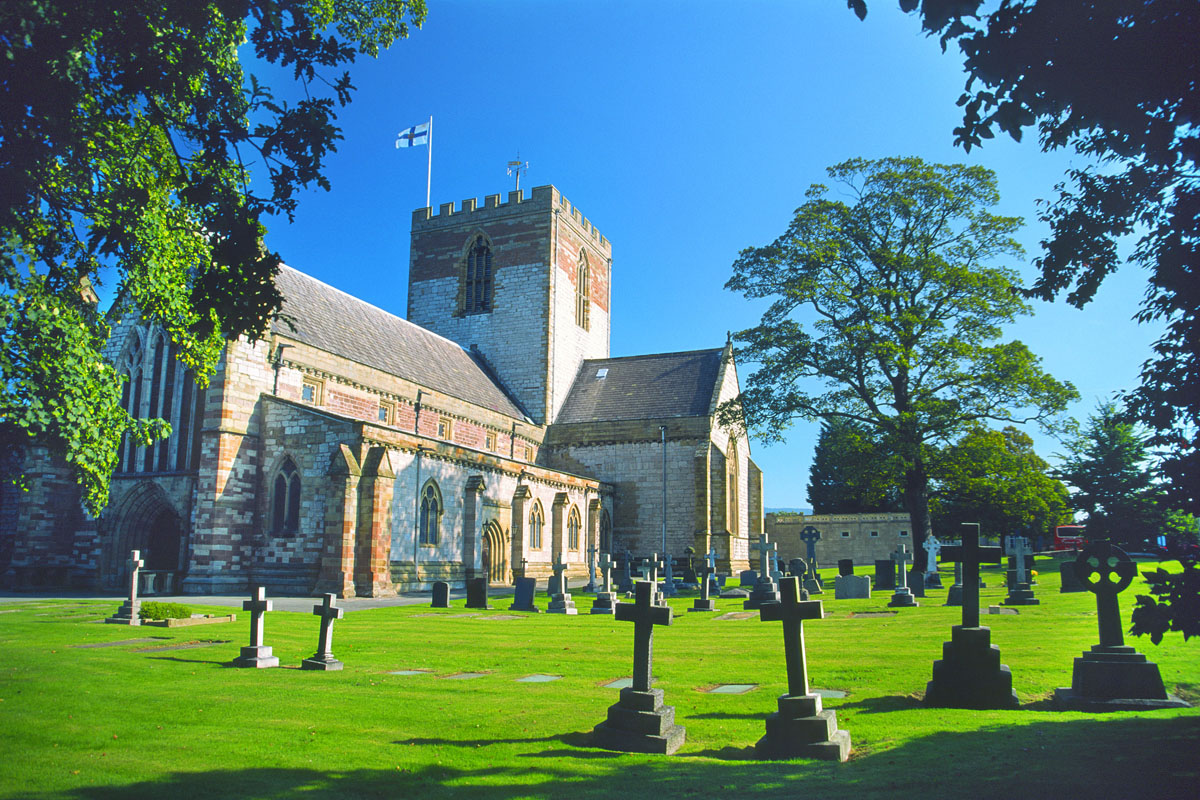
[425,115,433,209]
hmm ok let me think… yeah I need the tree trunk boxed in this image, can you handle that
[903,459,933,572]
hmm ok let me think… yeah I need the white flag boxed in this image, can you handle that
[395,122,430,148]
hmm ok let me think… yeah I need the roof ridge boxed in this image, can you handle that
[580,347,723,365]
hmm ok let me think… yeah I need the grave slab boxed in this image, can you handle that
[442,672,489,680]
[387,669,432,676]
[517,674,562,683]
[705,684,757,694]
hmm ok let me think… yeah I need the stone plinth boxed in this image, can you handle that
[235,645,279,669]
[743,579,781,609]
[924,625,1019,709]
[592,687,686,755]
[755,692,851,762]
[1003,582,1040,605]
[1054,645,1190,711]
[689,597,716,612]
[591,591,618,615]
[547,592,578,615]
[105,601,141,626]
[888,587,918,607]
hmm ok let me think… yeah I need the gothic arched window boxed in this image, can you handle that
[419,480,443,545]
[599,509,612,552]
[464,235,493,314]
[727,439,740,536]
[529,501,544,550]
[271,458,301,535]
[576,250,590,329]
[567,505,581,551]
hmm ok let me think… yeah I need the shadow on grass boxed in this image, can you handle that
[393,731,586,748]
[145,656,238,667]
[827,695,923,714]
[51,715,1200,800]
[685,711,763,720]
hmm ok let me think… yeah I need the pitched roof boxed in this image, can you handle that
[555,349,724,424]
[272,265,526,420]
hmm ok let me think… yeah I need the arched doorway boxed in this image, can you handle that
[482,521,506,584]
[102,481,186,594]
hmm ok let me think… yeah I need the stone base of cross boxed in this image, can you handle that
[924,625,1019,709]
[590,592,618,615]
[755,693,852,761]
[105,599,142,626]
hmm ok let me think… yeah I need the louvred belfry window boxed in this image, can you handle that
[465,236,493,313]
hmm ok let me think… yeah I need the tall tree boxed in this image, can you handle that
[1056,401,1164,547]
[723,156,1077,556]
[849,0,1200,515]
[930,424,1072,542]
[0,0,426,513]
[807,418,902,514]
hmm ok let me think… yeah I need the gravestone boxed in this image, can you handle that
[1003,537,1039,606]
[106,550,145,625]
[787,558,807,578]
[887,545,918,607]
[689,562,717,612]
[234,586,279,668]
[837,559,854,577]
[755,577,851,761]
[795,557,822,596]
[301,594,344,671]
[661,554,678,598]
[739,569,759,587]
[585,547,598,594]
[617,549,635,593]
[1006,554,1037,588]
[907,567,926,598]
[431,581,450,608]
[769,550,783,581]
[1059,558,1086,593]
[641,554,666,605]
[591,581,686,754]
[799,526,823,588]
[924,523,1018,708]
[944,562,964,606]
[1054,542,1189,710]
[682,547,699,585]
[833,574,871,600]
[745,534,782,609]
[546,558,578,615]
[592,552,618,615]
[874,559,896,591]
[705,547,721,595]
[924,534,944,588]
[465,577,493,610]
[509,576,541,613]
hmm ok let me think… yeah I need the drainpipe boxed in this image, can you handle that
[413,390,425,586]
[271,344,290,395]
[661,425,667,555]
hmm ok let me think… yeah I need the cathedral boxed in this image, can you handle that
[0,185,764,597]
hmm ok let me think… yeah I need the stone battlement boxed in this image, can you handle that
[411,184,610,252]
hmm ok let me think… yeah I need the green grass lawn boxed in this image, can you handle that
[1,556,1197,800]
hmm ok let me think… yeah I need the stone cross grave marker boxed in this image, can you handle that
[592,581,686,754]
[301,593,344,671]
[887,544,918,607]
[1054,541,1189,710]
[547,555,578,614]
[706,547,720,593]
[755,576,851,761]
[745,534,781,609]
[105,550,145,625]
[618,548,635,593]
[1003,536,1039,605]
[235,586,279,668]
[940,524,1001,629]
[690,559,716,613]
[753,534,773,578]
[924,534,943,588]
[585,546,598,594]
[592,552,618,615]
[769,549,783,580]
[642,553,665,604]
[662,553,678,597]
[1011,536,1030,584]
[800,526,821,564]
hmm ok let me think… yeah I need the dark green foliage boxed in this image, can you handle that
[851,1,1200,515]
[723,156,1076,554]
[0,0,426,514]
[1132,561,1200,644]
[808,419,902,514]
[139,601,192,621]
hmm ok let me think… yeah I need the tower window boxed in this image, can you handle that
[576,250,590,329]
[464,235,493,314]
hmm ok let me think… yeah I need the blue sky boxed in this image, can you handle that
[245,1,1162,510]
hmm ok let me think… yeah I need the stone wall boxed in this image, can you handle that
[766,512,912,566]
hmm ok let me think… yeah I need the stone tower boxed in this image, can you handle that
[407,185,612,425]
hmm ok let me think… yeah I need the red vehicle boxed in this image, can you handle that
[1054,525,1087,551]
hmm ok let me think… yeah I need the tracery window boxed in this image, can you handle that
[599,509,612,552]
[576,250,590,329]
[567,505,581,551]
[464,235,493,314]
[727,439,739,536]
[271,458,302,536]
[115,327,204,475]
[419,480,443,545]
[529,501,544,550]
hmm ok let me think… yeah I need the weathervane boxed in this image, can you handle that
[507,154,529,192]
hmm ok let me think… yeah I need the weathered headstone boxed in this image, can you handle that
[1003,536,1039,606]
[509,576,541,613]
[745,534,782,609]
[755,577,851,761]
[1059,557,1086,593]
[924,534,943,588]
[234,586,279,668]
[834,573,871,600]
[907,567,926,598]
[768,549,783,581]
[431,581,451,608]
[837,559,854,577]
[944,561,964,606]
[795,557,822,596]
[591,581,686,754]
[887,545,918,607]
[585,547,598,594]
[617,549,635,593]
[105,550,145,625]
[547,558,578,615]
[682,547,699,585]
[787,558,807,578]
[465,577,493,610]
[1054,542,1189,710]
[690,561,716,613]
[739,569,759,587]
[301,593,344,671]
[924,523,1018,708]
[592,552,618,615]
[661,554,678,597]
[874,559,896,591]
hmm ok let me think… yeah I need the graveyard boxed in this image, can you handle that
[1,553,1198,800]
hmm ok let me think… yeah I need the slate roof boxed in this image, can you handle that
[272,265,526,420]
[555,349,724,424]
